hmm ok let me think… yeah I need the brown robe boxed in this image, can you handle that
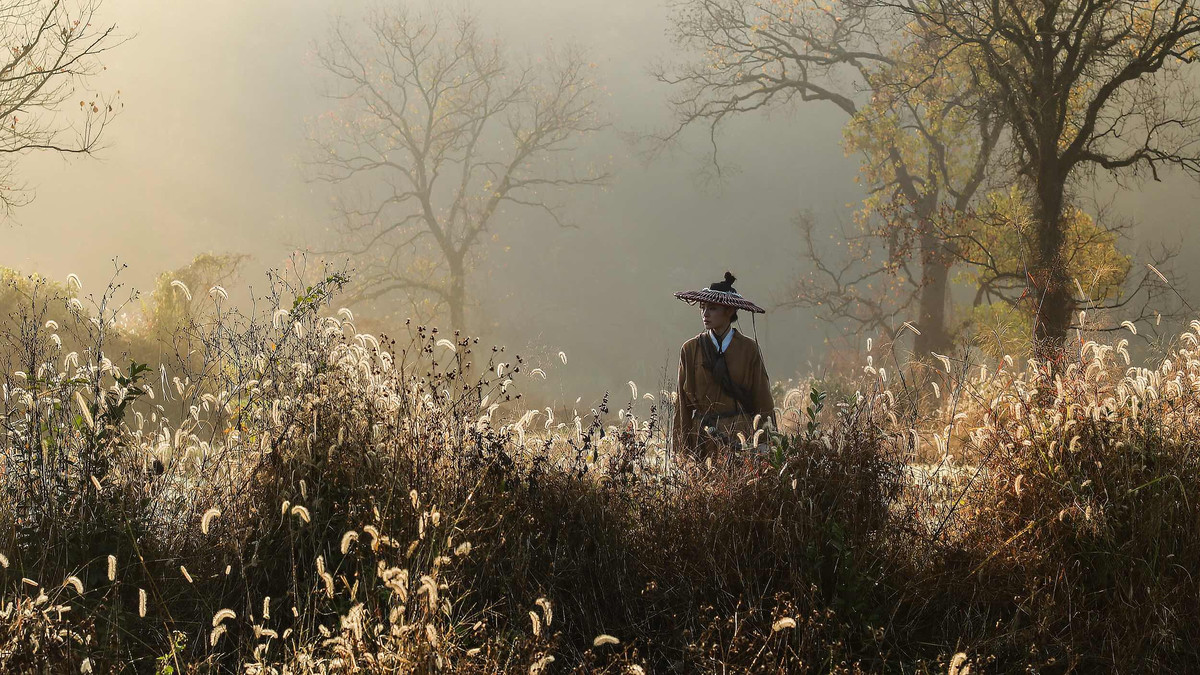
[674,329,775,458]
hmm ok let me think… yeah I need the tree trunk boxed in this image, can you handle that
[447,258,467,334]
[1031,169,1072,362]
[914,231,955,357]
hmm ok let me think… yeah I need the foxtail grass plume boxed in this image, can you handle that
[290,505,311,523]
[75,391,93,430]
[170,279,192,301]
[201,508,220,535]
[536,597,553,626]
[772,617,797,631]
[425,623,438,647]
[593,634,620,646]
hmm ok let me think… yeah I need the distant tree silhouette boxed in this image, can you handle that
[309,7,608,332]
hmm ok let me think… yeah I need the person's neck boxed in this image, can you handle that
[710,325,733,341]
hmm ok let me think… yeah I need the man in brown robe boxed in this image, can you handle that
[673,272,775,459]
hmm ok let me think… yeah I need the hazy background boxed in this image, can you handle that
[6,0,1199,402]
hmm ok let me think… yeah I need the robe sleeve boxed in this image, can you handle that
[674,343,696,454]
[748,344,776,429]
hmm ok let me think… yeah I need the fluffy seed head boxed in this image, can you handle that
[201,508,220,535]
[424,622,438,646]
[536,597,553,626]
[290,505,311,524]
[170,279,192,301]
[75,391,94,430]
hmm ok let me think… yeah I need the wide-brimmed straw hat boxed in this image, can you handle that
[674,272,766,314]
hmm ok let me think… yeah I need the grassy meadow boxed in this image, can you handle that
[1,267,1198,674]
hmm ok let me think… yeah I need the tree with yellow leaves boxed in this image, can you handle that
[896,0,1200,358]
[655,0,1003,355]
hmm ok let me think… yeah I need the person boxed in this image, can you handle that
[673,272,775,460]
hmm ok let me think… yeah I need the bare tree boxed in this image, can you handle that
[893,0,1200,358]
[0,0,122,215]
[309,7,608,332]
[654,0,1003,356]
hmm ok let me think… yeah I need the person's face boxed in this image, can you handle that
[700,302,734,333]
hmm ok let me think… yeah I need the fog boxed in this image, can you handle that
[5,0,1199,402]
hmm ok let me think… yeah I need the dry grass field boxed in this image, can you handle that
[1,271,1199,673]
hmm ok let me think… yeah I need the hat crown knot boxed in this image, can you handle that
[709,271,737,294]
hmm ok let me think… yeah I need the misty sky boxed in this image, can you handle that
[6,0,1199,402]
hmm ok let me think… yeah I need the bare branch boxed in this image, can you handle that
[307,6,608,329]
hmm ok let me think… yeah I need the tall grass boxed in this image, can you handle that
[0,268,1198,672]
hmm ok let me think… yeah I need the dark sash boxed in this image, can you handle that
[699,333,754,415]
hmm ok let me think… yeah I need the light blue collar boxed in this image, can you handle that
[708,327,735,353]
